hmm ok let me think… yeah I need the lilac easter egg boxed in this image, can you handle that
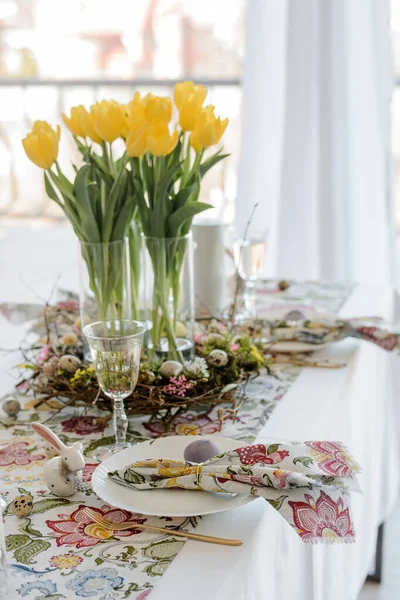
[184,439,221,464]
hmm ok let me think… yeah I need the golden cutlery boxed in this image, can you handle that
[83,507,242,546]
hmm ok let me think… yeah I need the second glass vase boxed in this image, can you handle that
[143,232,195,362]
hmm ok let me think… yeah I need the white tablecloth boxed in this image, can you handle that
[1,225,399,600]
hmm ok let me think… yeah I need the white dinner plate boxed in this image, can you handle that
[267,341,329,353]
[258,304,336,353]
[92,435,256,517]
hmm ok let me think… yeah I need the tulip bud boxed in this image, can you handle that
[22,120,60,169]
[93,100,126,143]
[145,96,172,123]
[62,105,86,137]
[81,107,102,144]
[147,121,179,156]
[126,121,149,157]
[174,80,207,110]
[190,105,229,149]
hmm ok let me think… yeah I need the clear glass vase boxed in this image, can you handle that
[78,238,132,328]
[142,232,195,362]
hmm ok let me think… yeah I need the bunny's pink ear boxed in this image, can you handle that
[31,422,64,450]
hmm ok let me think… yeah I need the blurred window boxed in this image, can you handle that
[0,0,246,221]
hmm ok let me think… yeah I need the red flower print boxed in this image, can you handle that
[0,441,45,467]
[356,326,398,351]
[144,414,220,437]
[137,591,152,600]
[82,463,97,483]
[289,491,354,542]
[235,444,289,466]
[46,504,147,548]
[62,416,106,435]
[230,473,264,486]
[305,441,357,477]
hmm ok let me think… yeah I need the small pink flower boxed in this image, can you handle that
[162,375,194,397]
[194,333,204,344]
[231,343,239,351]
[36,344,50,364]
[58,301,80,311]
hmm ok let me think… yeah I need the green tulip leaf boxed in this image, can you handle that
[199,152,230,179]
[167,202,213,236]
[74,165,101,242]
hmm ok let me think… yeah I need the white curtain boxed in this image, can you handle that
[236,0,396,284]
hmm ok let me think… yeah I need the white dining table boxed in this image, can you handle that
[1,224,399,600]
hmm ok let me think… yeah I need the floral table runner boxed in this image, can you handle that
[1,281,353,599]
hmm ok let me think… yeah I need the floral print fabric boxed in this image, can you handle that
[108,441,361,544]
[1,281,353,597]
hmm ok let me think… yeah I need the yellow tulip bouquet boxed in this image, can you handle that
[126,81,229,360]
[22,81,229,357]
[22,113,139,323]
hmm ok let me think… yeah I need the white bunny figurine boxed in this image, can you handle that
[31,422,85,497]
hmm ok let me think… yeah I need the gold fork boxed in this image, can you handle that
[83,507,242,546]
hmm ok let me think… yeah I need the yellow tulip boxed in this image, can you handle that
[93,100,126,143]
[126,91,146,123]
[145,96,172,123]
[179,94,206,131]
[126,121,149,157]
[22,120,60,169]
[62,105,86,137]
[190,105,229,150]
[81,107,102,144]
[147,121,179,156]
[174,80,207,110]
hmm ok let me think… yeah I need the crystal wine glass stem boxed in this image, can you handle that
[113,398,128,447]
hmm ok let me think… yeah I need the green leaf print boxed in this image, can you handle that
[115,545,137,561]
[95,557,104,565]
[31,498,72,514]
[124,469,145,485]
[266,495,288,511]
[144,560,172,577]
[293,456,313,468]
[14,539,51,564]
[19,518,41,538]
[143,539,185,560]
[12,428,28,436]
[267,444,280,455]
[6,534,30,551]
[17,487,31,496]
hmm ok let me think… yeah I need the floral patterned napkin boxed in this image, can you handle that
[109,441,361,544]
[263,315,399,351]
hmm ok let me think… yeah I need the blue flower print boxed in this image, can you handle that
[66,568,123,598]
[18,579,58,597]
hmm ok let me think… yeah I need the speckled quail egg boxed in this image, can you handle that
[59,354,82,373]
[160,360,183,378]
[13,495,33,518]
[207,349,229,367]
[2,398,21,418]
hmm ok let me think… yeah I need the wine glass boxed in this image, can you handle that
[83,319,146,461]
[234,229,267,317]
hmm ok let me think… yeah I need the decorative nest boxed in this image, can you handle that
[11,304,264,429]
